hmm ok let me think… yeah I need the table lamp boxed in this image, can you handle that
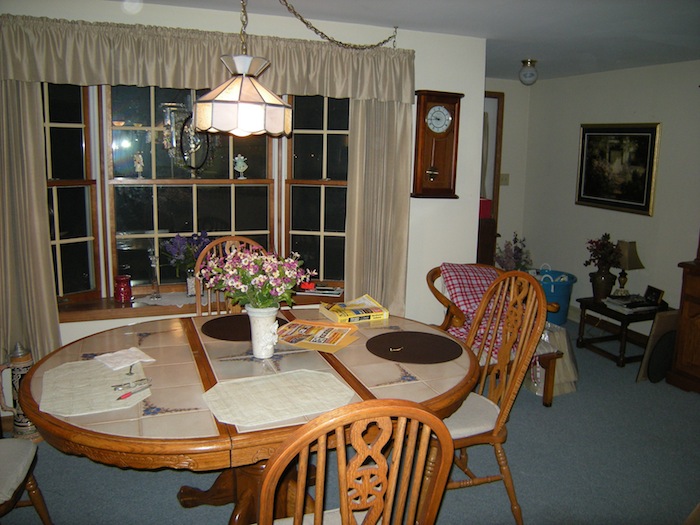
[613,241,644,296]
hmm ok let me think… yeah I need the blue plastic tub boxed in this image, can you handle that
[538,270,577,326]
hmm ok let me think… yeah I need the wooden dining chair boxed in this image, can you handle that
[441,271,547,525]
[427,263,563,407]
[0,438,52,524]
[257,399,455,525]
[194,235,263,316]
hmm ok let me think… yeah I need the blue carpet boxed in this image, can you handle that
[4,321,699,524]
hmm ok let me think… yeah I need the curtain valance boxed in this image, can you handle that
[0,14,414,103]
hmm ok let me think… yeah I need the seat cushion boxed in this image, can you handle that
[0,438,37,503]
[443,393,500,439]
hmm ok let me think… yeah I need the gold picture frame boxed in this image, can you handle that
[576,123,660,216]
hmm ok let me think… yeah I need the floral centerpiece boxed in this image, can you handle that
[583,232,621,271]
[495,232,532,271]
[198,247,316,308]
[163,232,211,277]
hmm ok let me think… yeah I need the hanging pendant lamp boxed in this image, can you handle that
[193,0,292,137]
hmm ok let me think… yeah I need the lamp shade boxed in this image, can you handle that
[194,55,292,138]
[617,241,644,270]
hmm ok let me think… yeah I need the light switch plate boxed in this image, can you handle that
[500,173,510,186]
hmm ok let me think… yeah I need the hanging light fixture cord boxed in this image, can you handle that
[277,0,398,49]
[240,0,249,54]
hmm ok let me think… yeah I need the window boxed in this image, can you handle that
[108,86,272,290]
[43,83,100,301]
[45,84,350,302]
[287,96,349,282]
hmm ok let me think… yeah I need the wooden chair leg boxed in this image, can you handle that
[25,474,53,525]
[494,443,523,525]
[538,351,563,407]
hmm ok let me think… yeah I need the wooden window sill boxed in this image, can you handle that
[58,292,344,323]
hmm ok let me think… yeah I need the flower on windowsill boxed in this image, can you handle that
[583,232,621,270]
[495,232,532,271]
[162,232,211,277]
[197,247,316,308]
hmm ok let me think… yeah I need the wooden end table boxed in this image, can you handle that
[576,297,663,367]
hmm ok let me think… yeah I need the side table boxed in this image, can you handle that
[576,297,664,367]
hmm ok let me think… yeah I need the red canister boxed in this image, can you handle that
[115,274,133,303]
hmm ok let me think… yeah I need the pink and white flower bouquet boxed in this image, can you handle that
[198,247,316,308]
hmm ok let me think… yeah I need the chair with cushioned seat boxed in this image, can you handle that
[442,270,547,525]
[256,399,454,525]
[0,438,52,524]
[427,263,563,407]
[194,235,264,316]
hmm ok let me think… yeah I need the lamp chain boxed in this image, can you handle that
[277,0,398,49]
[240,0,248,55]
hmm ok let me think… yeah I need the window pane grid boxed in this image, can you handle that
[44,83,100,300]
[110,86,274,288]
[287,96,348,281]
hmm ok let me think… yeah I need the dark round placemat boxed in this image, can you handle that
[366,331,462,364]
[201,314,287,341]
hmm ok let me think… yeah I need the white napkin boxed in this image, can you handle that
[95,347,155,370]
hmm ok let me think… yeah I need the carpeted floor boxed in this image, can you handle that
[3,321,699,524]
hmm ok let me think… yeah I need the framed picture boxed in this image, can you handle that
[576,123,660,215]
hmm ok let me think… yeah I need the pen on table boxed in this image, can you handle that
[116,384,151,400]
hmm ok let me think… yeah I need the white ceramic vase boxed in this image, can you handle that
[246,305,280,359]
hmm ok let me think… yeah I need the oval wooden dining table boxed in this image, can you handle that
[20,308,478,524]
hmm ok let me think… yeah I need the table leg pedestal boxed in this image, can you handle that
[178,468,237,508]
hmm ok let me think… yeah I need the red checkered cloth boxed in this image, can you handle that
[440,263,543,370]
[440,263,499,340]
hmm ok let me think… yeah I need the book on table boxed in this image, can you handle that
[603,295,659,313]
[319,294,389,323]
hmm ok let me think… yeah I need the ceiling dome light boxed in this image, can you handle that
[519,59,538,86]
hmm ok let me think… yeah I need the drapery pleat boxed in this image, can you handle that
[0,14,414,353]
[0,15,414,104]
[346,100,413,315]
[0,80,61,362]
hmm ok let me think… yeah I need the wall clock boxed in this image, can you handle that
[412,90,464,198]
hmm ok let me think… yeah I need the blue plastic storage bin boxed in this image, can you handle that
[538,270,577,326]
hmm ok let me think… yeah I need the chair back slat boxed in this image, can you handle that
[193,235,263,316]
[466,271,547,433]
[257,399,454,525]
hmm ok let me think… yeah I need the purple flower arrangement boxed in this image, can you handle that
[162,232,211,277]
[495,232,532,271]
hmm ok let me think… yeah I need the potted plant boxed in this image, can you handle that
[584,233,621,301]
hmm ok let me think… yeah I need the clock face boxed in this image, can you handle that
[425,105,452,134]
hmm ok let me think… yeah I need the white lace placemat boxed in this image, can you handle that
[40,360,151,417]
[203,369,355,429]
[133,292,198,307]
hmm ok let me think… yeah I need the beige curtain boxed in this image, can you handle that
[0,14,414,348]
[346,100,413,314]
[0,80,61,362]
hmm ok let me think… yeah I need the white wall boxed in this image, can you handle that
[487,61,700,331]
[2,0,486,330]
